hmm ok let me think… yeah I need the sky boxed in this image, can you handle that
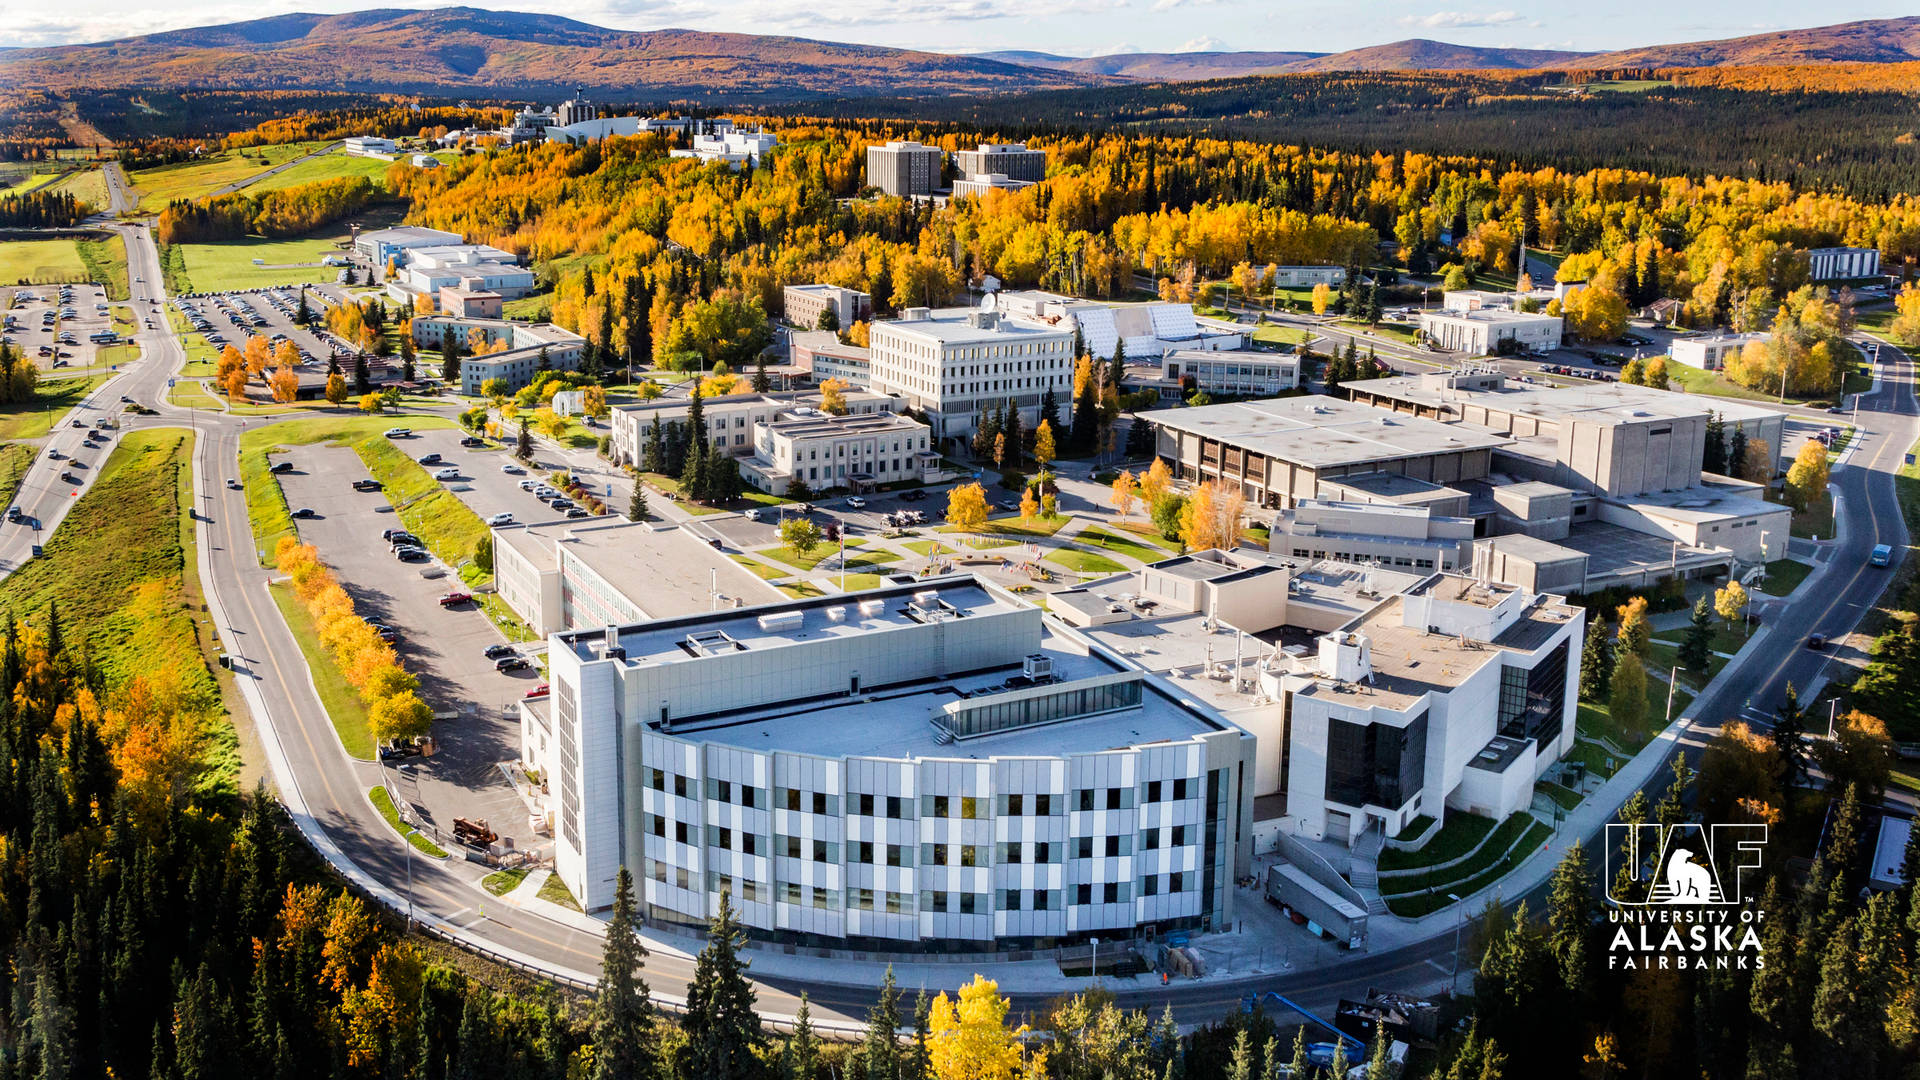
[0,0,1908,55]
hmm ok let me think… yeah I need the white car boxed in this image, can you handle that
[517,479,537,491]
[743,508,761,521]
[846,496,867,509]
[384,427,412,439]
[501,463,524,474]
[486,512,515,527]
[433,467,460,481]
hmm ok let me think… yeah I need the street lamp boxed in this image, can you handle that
[1447,894,1464,994]
[1089,936,1100,980]
[1665,664,1682,724]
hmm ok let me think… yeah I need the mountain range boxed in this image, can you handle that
[4,10,1920,100]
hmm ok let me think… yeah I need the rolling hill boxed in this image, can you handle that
[1572,15,1920,68]
[0,7,1106,100]
[1280,40,1592,73]
[975,49,1327,82]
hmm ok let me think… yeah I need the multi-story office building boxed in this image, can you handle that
[353,226,463,267]
[532,576,1257,946]
[608,388,903,468]
[738,410,936,494]
[866,140,946,197]
[1417,308,1563,355]
[387,244,536,302]
[955,143,1047,184]
[670,125,778,167]
[1669,332,1768,371]
[1807,246,1880,282]
[1269,266,1348,288]
[1153,348,1300,398]
[867,307,1078,450]
[408,316,584,394]
[783,284,872,330]
[952,174,1034,199]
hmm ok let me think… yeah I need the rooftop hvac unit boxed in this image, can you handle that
[911,590,941,610]
[825,606,847,623]
[1022,654,1053,680]
[757,610,805,633]
[858,598,886,618]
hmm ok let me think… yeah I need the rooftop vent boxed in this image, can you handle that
[825,605,847,623]
[756,610,804,634]
[858,598,886,618]
[684,628,744,656]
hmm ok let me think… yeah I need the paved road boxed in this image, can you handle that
[206,142,342,198]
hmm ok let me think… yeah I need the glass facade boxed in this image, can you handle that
[941,677,1143,739]
[1323,709,1428,811]
[1498,640,1570,751]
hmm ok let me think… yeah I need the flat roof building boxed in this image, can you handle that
[1153,348,1300,399]
[1417,308,1562,355]
[866,140,945,198]
[1269,266,1347,288]
[608,387,902,469]
[536,575,1257,946]
[783,284,871,331]
[739,409,936,494]
[952,174,1034,199]
[868,306,1077,450]
[408,316,584,394]
[1807,246,1880,282]
[353,226,463,266]
[1147,395,1511,509]
[1670,332,1766,372]
[955,143,1046,184]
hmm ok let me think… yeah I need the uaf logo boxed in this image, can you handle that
[1605,822,1766,906]
[1604,823,1768,971]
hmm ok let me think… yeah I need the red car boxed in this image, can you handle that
[524,683,550,699]
[439,592,473,608]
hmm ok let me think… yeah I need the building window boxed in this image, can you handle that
[1006,793,1023,815]
[1076,884,1092,905]
[1324,709,1429,810]
[1075,836,1093,859]
[960,893,978,915]
[1004,889,1022,911]
[1500,639,1571,750]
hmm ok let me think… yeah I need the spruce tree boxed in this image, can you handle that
[864,965,900,1080]
[516,418,532,461]
[1703,412,1728,475]
[1225,1028,1252,1080]
[1727,429,1747,480]
[904,990,932,1080]
[628,484,648,522]
[1545,843,1594,1007]
[353,353,371,395]
[1071,366,1099,454]
[687,386,708,453]
[441,327,460,383]
[1041,385,1061,431]
[1579,618,1614,702]
[1109,340,1126,392]
[644,417,666,474]
[591,868,656,1080]
[624,279,652,378]
[1773,683,1809,792]
[753,353,770,393]
[784,994,819,1080]
[1002,399,1023,469]
[1678,596,1714,677]
[680,442,707,503]
[1288,1027,1309,1080]
[677,891,761,1080]
[400,334,416,383]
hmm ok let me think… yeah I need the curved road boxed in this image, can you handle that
[85,216,1919,1029]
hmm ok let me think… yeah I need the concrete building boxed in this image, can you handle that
[1153,348,1300,398]
[1049,551,1582,852]
[1148,395,1512,510]
[1417,309,1563,355]
[991,291,1242,361]
[738,409,937,494]
[534,576,1257,944]
[353,226,463,267]
[790,334,874,388]
[546,117,646,145]
[1807,246,1880,282]
[1271,500,1475,572]
[493,517,781,640]
[867,307,1077,450]
[408,316,584,395]
[672,126,777,168]
[955,143,1046,184]
[866,140,945,197]
[343,136,397,156]
[783,284,871,330]
[1670,333,1767,372]
[410,154,442,169]
[1270,267,1347,288]
[952,174,1034,199]
[556,89,599,127]
[439,286,503,319]
[609,388,903,468]
[387,244,535,302]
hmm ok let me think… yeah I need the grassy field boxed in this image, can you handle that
[76,235,129,300]
[937,512,1070,539]
[48,168,108,212]
[0,428,238,790]
[1045,547,1126,574]
[0,239,89,285]
[1075,526,1169,565]
[1758,557,1815,596]
[238,413,460,564]
[248,151,393,194]
[1250,324,1312,347]
[129,142,328,211]
[1335,319,1418,344]
[169,234,347,294]
[169,380,224,411]
[1387,818,1552,917]
[369,785,448,857]
[0,373,113,440]
[164,305,221,374]
[483,868,530,895]
[354,431,494,585]
[1379,813,1499,873]
[0,443,35,509]
[271,581,375,759]
[536,873,580,911]
[729,553,791,580]
[1790,489,1836,540]
[758,537,875,572]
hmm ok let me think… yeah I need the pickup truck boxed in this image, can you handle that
[351,478,382,492]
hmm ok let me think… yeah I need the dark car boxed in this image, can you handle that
[395,546,428,562]
[417,453,442,466]
[494,655,530,673]
[900,489,928,501]
[459,436,486,448]
[566,508,591,519]
[1807,634,1827,650]
[352,479,382,492]
[269,461,294,474]
[483,643,517,660]
[291,507,317,519]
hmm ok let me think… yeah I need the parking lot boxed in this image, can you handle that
[701,483,959,549]
[275,443,544,849]
[176,286,413,392]
[405,428,545,523]
[3,282,119,372]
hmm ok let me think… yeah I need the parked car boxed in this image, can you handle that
[380,527,410,542]
[383,428,412,439]
[899,489,927,501]
[743,508,761,521]
[439,592,473,608]
[374,628,400,643]
[269,460,294,474]
[494,655,530,672]
[846,496,867,509]
[524,684,551,699]
[459,436,486,448]
[566,508,591,519]
[517,479,537,491]
[291,507,317,519]
[484,644,517,660]
[351,478,382,492]
[501,463,524,474]
[417,453,442,466]
[395,546,428,562]
[486,512,515,527]
[433,467,460,481]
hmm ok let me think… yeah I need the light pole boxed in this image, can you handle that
[1665,664,1681,724]
[1828,697,1841,739]
[1090,936,1099,980]
[398,761,416,929]
[1447,894,1464,994]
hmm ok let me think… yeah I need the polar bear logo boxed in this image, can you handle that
[1659,848,1716,904]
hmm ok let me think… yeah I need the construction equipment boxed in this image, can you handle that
[452,818,498,848]
[1241,992,1366,1068]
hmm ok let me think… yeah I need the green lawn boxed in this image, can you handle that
[48,168,108,212]
[270,581,375,759]
[1758,558,1814,596]
[1382,812,1542,899]
[0,239,89,284]
[483,868,530,896]
[937,513,1070,539]
[729,553,791,580]
[758,538,883,572]
[129,143,328,210]
[899,540,942,557]
[1335,319,1418,344]
[1379,813,1497,873]
[0,428,237,789]
[477,593,536,644]
[1789,489,1835,540]
[0,373,113,440]
[1250,324,1312,347]
[501,293,553,321]
[1076,526,1171,565]
[1386,819,1552,918]
[169,234,348,294]
[76,235,129,301]
[778,581,825,599]
[247,151,394,194]
[169,380,223,411]
[1045,547,1127,574]
[165,305,221,373]
[0,443,35,510]
[833,572,887,592]
[369,786,448,858]
[1565,739,1625,781]
[536,873,580,911]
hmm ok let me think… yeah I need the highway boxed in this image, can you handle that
[55,218,1910,1030]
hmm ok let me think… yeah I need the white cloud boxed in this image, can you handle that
[1176,35,1228,52]
[1396,10,1526,30]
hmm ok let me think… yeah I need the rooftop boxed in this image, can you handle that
[1477,533,1589,566]
[498,518,780,618]
[1319,471,1464,505]
[1346,372,1780,427]
[1149,396,1511,469]
[1299,592,1578,708]
[1419,308,1561,325]
[1556,522,1725,577]
[360,225,462,244]
[879,307,1075,346]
